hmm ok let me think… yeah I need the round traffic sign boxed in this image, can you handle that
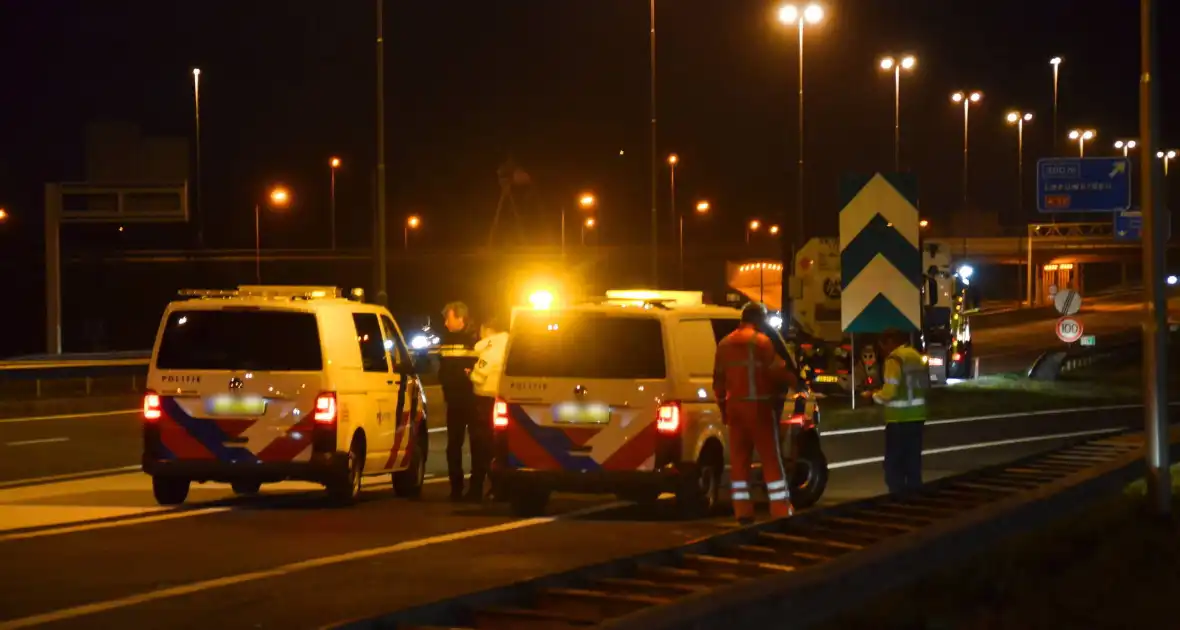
[1048,284,1058,297]
[1053,289,1082,316]
[1056,317,1083,344]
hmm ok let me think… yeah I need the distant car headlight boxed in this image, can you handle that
[768,315,783,330]
[410,335,430,350]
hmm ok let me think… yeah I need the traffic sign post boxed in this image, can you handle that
[1036,157,1132,213]
[1053,288,1082,316]
[1056,317,1083,344]
[1114,210,1142,241]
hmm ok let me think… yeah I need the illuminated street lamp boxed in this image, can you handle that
[919,219,929,228]
[563,193,598,261]
[777,2,825,297]
[1115,139,1138,157]
[769,225,780,235]
[1005,111,1034,215]
[878,54,916,170]
[746,219,761,245]
[695,200,710,213]
[192,68,204,247]
[255,185,292,283]
[329,156,341,250]
[667,153,679,252]
[951,90,984,208]
[581,216,596,246]
[405,214,421,249]
[1158,150,1177,176]
[0,208,8,223]
[1050,57,1062,153]
[1068,129,1096,157]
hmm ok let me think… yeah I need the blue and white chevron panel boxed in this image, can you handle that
[838,173,921,333]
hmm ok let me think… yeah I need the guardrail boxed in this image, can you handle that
[346,426,1179,630]
[0,355,149,401]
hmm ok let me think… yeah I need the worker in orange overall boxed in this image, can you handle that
[713,303,798,525]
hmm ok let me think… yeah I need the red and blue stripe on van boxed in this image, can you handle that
[144,395,316,463]
[494,401,657,472]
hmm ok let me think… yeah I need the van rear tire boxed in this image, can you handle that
[326,440,364,505]
[153,477,190,506]
[675,453,723,519]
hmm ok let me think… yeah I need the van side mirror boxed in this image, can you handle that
[394,357,417,375]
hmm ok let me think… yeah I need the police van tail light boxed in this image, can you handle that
[314,393,338,425]
[656,402,681,434]
[493,399,510,430]
[143,391,162,422]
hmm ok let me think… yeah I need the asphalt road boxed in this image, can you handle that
[0,393,1162,630]
[973,294,1178,375]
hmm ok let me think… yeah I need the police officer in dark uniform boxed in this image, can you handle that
[438,301,483,501]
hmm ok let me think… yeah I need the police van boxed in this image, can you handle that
[142,286,428,506]
[490,290,828,518]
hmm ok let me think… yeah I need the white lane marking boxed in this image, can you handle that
[0,500,630,630]
[0,507,234,543]
[822,402,1176,437]
[4,438,69,447]
[0,409,139,424]
[827,428,1122,469]
[0,466,141,490]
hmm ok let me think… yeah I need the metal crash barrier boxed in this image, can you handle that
[345,426,1180,630]
[0,353,149,400]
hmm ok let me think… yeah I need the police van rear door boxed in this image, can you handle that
[498,310,668,472]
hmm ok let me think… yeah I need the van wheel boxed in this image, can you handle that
[393,433,426,498]
[509,488,550,517]
[153,477,190,506]
[788,436,829,510]
[675,452,723,519]
[231,481,262,496]
[327,439,364,505]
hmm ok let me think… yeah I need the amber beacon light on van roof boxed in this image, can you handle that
[176,285,367,302]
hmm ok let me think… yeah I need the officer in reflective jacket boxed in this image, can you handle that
[438,301,482,501]
[871,328,929,494]
[713,303,797,524]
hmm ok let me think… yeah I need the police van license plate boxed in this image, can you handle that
[815,375,839,384]
[207,395,267,416]
[553,403,610,424]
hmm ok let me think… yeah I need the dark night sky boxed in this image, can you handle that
[0,1,1177,352]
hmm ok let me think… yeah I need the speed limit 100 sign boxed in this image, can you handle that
[1057,317,1083,344]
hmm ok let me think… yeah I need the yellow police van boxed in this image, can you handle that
[142,286,428,506]
[490,289,828,518]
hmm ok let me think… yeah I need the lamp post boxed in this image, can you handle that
[746,219,761,245]
[649,0,658,283]
[329,157,341,250]
[1115,139,1138,157]
[1050,57,1062,154]
[879,55,916,170]
[563,193,596,261]
[192,68,203,247]
[1005,111,1034,217]
[375,0,388,306]
[667,153,678,250]
[678,200,710,287]
[1158,150,1176,176]
[1068,129,1096,157]
[582,217,595,246]
[404,214,420,249]
[951,90,984,208]
[777,2,825,317]
[255,186,291,284]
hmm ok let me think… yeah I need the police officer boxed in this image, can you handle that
[713,303,797,525]
[438,301,481,501]
[470,317,508,501]
[872,328,929,494]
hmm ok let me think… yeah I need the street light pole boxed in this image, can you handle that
[1006,111,1033,218]
[375,0,388,306]
[1050,57,1062,155]
[879,55,915,171]
[668,153,679,283]
[1139,0,1171,515]
[329,157,341,250]
[952,91,983,209]
[649,0,659,285]
[192,68,203,248]
[1068,129,1095,157]
[254,203,261,283]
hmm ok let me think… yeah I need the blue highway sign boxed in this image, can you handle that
[1037,157,1132,213]
[1114,211,1141,241]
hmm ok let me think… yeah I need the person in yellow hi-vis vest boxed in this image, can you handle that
[871,329,928,494]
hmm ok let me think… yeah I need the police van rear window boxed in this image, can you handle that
[505,312,665,379]
[155,310,323,371]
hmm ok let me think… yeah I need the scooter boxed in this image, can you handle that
[780,386,829,510]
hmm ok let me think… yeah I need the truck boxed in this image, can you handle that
[727,237,976,394]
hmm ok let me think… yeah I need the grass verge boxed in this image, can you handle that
[815,469,1180,630]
